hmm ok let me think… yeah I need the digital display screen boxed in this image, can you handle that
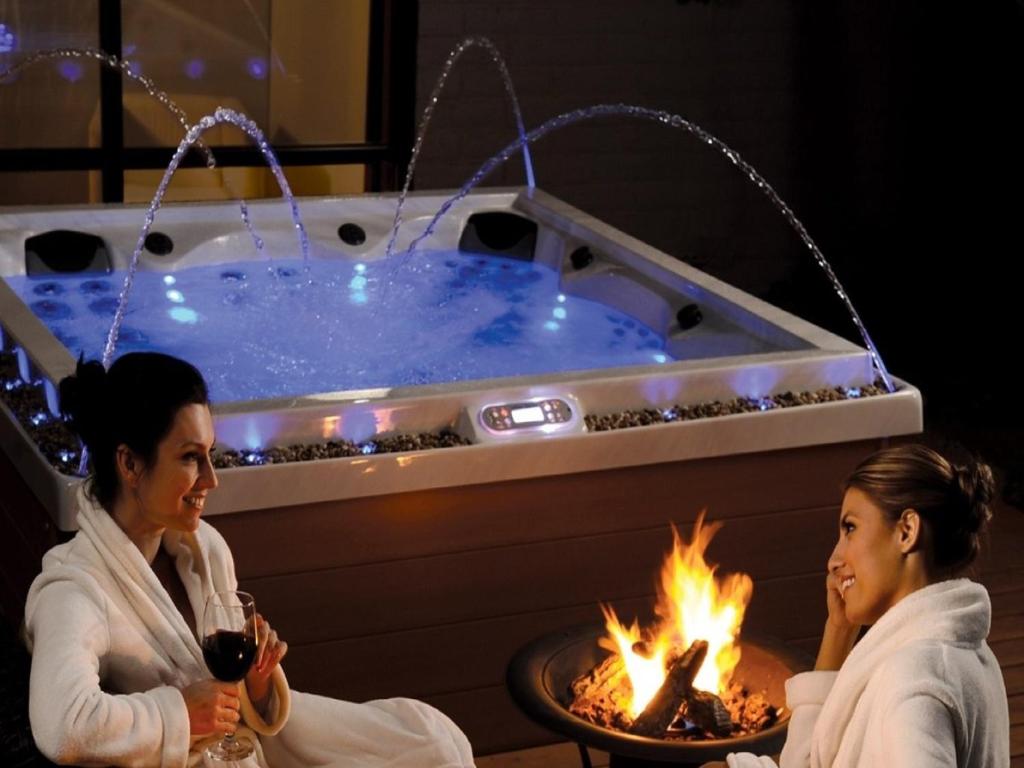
[510,405,544,425]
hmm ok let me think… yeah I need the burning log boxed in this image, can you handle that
[678,689,733,738]
[568,652,633,730]
[568,646,780,742]
[565,518,780,743]
[628,640,708,737]
[721,683,779,735]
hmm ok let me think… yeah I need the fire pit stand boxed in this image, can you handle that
[507,623,810,768]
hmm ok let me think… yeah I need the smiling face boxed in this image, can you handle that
[129,403,218,534]
[828,487,914,625]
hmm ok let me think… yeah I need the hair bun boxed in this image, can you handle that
[953,460,995,535]
[58,357,110,451]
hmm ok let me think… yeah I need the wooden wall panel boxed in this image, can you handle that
[0,446,58,622]
[240,506,836,646]
[270,572,825,701]
[423,685,557,757]
[214,441,876,579]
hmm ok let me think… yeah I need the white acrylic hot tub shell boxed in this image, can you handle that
[0,188,921,530]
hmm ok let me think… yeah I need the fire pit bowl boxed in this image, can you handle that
[507,623,810,767]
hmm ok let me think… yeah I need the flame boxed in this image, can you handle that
[600,513,753,718]
[599,606,670,720]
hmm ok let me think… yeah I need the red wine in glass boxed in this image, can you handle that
[202,630,257,682]
[202,590,258,762]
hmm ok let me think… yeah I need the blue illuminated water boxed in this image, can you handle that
[6,251,675,402]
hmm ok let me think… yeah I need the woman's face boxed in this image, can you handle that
[828,487,909,625]
[132,403,218,534]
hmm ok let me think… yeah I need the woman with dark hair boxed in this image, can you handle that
[724,444,1010,767]
[23,353,474,767]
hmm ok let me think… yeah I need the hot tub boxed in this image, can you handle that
[0,187,921,754]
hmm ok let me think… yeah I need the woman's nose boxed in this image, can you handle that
[199,456,219,490]
[827,541,844,573]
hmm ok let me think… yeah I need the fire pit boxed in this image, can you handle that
[507,624,807,767]
[507,517,810,766]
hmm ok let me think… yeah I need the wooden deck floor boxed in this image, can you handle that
[480,499,1024,768]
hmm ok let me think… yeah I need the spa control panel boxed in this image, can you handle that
[480,398,573,432]
[457,393,586,443]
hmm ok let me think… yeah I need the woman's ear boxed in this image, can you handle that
[896,508,922,554]
[116,445,142,488]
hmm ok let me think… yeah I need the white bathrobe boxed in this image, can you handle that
[24,485,475,768]
[727,579,1009,768]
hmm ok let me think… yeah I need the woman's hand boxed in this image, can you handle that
[824,571,858,633]
[245,613,288,710]
[182,678,240,737]
[815,572,861,671]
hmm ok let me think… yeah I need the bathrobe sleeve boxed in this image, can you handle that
[726,671,836,768]
[778,670,837,768]
[879,692,959,767]
[726,754,778,767]
[28,579,192,768]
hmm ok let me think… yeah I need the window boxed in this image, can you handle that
[0,0,416,204]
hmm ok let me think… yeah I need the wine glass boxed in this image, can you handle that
[201,590,258,762]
